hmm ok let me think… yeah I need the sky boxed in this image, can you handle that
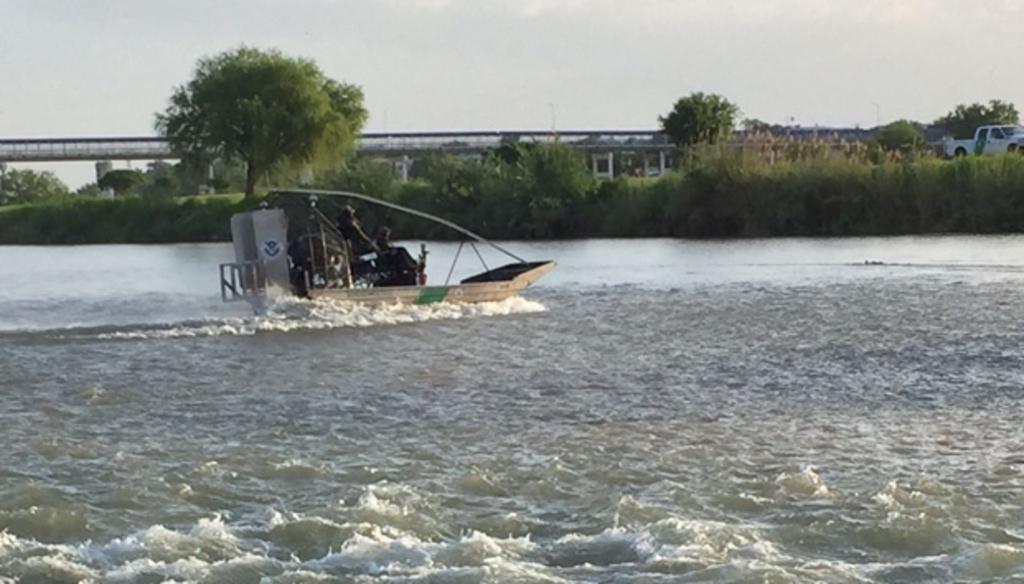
[2,0,1023,187]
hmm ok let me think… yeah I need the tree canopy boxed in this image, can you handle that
[98,169,146,195]
[156,47,368,197]
[0,168,69,205]
[660,93,740,148]
[933,100,1020,139]
[874,120,926,154]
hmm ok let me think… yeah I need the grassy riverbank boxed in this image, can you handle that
[0,194,248,244]
[2,150,1024,244]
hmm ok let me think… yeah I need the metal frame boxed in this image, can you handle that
[219,261,263,302]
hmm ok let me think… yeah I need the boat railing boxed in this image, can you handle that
[219,261,265,302]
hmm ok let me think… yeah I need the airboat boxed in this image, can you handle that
[218,188,554,311]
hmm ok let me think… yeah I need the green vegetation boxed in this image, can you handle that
[5,144,1024,244]
[3,65,1024,245]
[660,92,739,148]
[156,47,367,197]
[0,193,250,244]
[338,146,1024,239]
[98,169,145,195]
[933,100,1020,139]
[0,169,69,205]
[873,120,926,156]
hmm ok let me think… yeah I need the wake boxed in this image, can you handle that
[94,296,546,340]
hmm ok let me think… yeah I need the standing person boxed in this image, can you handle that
[335,205,377,256]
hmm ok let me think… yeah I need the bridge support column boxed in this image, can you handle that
[659,150,667,175]
[394,156,412,182]
[591,152,614,179]
[95,161,112,183]
[95,161,115,198]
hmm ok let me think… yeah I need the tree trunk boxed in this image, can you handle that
[244,162,257,198]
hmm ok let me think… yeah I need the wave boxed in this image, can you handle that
[44,296,546,340]
[4,498,1024,582]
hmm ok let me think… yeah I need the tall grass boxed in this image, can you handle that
[2,145,1024,244]
[0,194,253,244]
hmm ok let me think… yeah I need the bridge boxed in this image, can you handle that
[0,127,875,181]
[0,130,670,162]
[0,130,674,180]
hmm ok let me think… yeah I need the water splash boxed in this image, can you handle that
[94,296,546,340]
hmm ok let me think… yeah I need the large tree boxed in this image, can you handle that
[156,47,367,197]
[933,100,1019,139]
[0,168,69,205]
[660,93,740,148]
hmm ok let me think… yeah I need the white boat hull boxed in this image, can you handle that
[308,261,554,305]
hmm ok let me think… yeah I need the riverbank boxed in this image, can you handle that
[0,193,247,244]
[2,152,1023,244]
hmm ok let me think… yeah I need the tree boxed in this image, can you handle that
[156,47,368,198]
[138,161,181,197]
[98,169,145,195]
[0,168,69,204]
[874,120,926,154]
[75,183,102,197]
[660,93,740,148]
[933,100,1019,139]
[742,118,772,133]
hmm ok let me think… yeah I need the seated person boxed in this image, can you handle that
[375,226,393,252]
[374,244,420,287]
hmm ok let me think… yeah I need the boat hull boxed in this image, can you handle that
[308,261,554,305]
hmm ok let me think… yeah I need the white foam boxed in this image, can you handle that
[304,527,542,579]
[775,466,832,498]
[874,480,928,510]
[97,296,545,339]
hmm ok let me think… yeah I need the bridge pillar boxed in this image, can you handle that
[591,152,614,179]
[95,161,112,182]
[394,156,412,182]
[95,161,116,198]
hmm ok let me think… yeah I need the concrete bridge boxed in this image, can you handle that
[0,126,877,182]
[0,130,673,180]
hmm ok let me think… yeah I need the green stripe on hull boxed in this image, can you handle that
[415,287,449,304]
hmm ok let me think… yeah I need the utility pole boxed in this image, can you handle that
[872,102,882,127]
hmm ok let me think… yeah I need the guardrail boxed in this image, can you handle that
[0,130,670,162]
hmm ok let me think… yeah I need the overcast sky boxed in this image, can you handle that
[3,0,1023,186]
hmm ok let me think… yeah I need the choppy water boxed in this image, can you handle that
[3,237,1024,583]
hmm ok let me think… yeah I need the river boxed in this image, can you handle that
[2,237,1024,583]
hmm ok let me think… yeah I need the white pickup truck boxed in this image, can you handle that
[944,125,1024,157]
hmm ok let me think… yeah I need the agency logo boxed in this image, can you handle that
[263,240,281,258]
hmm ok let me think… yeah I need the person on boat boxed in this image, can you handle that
[335,205,377,256]
[375,226,393,252]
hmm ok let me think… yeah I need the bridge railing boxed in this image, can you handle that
[0,131,671,162]
[0,137,172,162]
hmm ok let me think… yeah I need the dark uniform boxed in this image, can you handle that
[335,206,377,256]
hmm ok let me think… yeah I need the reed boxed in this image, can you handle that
[2,145,1024,244]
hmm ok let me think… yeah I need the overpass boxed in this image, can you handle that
[0,130,673,180]
[0,130,670,162]
[0,127,875,180]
